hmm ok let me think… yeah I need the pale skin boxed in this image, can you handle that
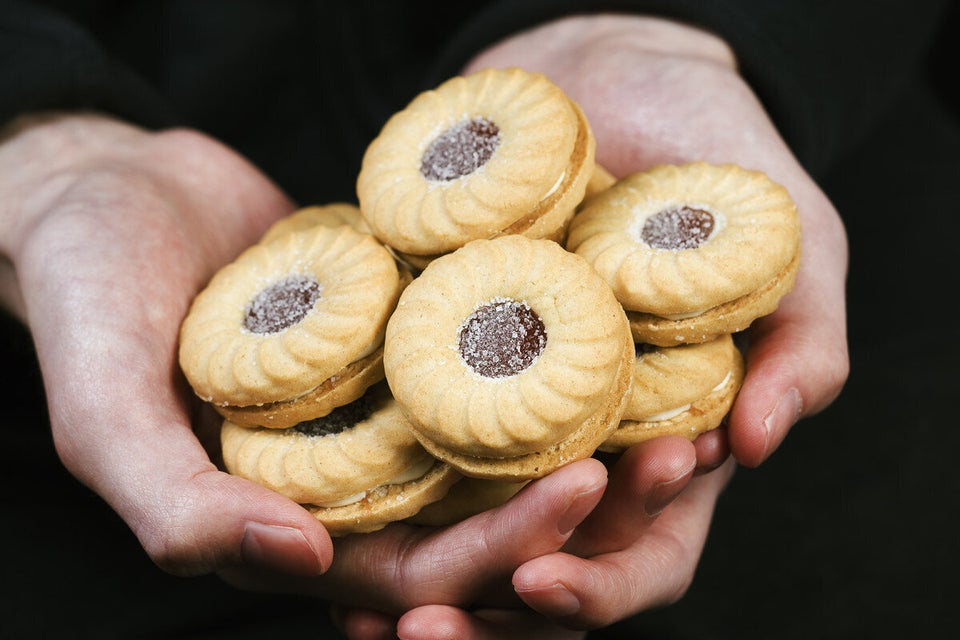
[0,13,848,640]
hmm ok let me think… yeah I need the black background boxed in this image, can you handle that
[2,4,958,639]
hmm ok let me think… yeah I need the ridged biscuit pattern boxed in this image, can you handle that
[358,67,580,256]
[259,203,369,245]
[220,385,430,505]
[567,162,800,316]
[624,334,738,421]
[179,225,400,406]
[384,235,630,459]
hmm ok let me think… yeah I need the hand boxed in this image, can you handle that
[387,440,734,638]
[465,14,849,469]
[0,114,609,633]
[383,13,849,635]
[0,114,612,634]
[0,113,334,577]
[223,457,608,640]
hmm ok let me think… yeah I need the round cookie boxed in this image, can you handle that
[357,66,596,269]
[584,163,617,199]
[221,383,460,536]
[384,235,633,481]
[405,476,528,527]
[179,224,403,428]
[259,203,370,245]
[566,162,801,346]
[600,334,745,453]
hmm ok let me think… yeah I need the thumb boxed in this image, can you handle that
[50,388,333,578]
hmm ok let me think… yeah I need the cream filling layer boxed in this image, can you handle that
[637,372,733,422]
[314,455,436,508]
[656,308,711,321]
[540,170,566,202]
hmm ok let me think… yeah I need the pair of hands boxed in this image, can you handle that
[0,15,848,640]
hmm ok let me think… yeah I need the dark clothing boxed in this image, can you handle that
[2,1,958,638]
[1,1,950,194]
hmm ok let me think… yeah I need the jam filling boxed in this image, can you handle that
[293,393,375,437]
[635,342,657,358]
[641,207,715,250]
[421,117,500,181]
[244,275,321,335]
[458,299,546,378]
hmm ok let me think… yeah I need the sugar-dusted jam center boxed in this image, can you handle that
[458,298,546,378]
[244,275,321,335]
[421,117,500,181]
[641,207,716,250]
[294,393,375,437]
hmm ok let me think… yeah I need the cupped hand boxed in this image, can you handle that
[465,14,849,469]
[0,113,616,635]
[391,439,733,638]
[221,458,608,633]
[0,112,333,577]
[385,12,851,636]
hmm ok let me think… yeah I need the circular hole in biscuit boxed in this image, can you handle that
[244,275,322,335]
[458,298,546,378]
[420,117,500,181]
[641,206,716,250]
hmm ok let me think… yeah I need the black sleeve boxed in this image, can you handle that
[0,0,175,129]
[425,0,952,175]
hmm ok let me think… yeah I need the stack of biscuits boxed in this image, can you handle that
[178,67,801,535]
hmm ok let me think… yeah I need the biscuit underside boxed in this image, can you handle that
[406,476,529,527]
[393,98,594,271]
[306,461,460,536]
[407,330,634,481]
[628,250,800,346]
[213,347,385,429]
[599,349,745,453]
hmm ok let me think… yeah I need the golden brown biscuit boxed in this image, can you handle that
[357,67,595,267]
[405,476,528,527]
[384,235,633,481]
[566,162,801,346]
[259,203,369,245]
[221,383,460,536]
[600,334,744,453]
[585,163,617,198]
[179,225,403,428]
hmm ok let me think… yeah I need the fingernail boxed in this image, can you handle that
[644,461,696,517]
[518,583,581,617]
[762,388,802,458]
[240,522,324,576]
[557,481,606,536]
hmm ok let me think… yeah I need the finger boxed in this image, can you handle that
[295,458,608,612]
[569,436,696,557]
[728,184,849,467]
[332,605,399,640]
[397,605,585,640]
[90,421,333,578]
[44,326,334,578]
[514,459,735,628]
[692,427,730,473]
